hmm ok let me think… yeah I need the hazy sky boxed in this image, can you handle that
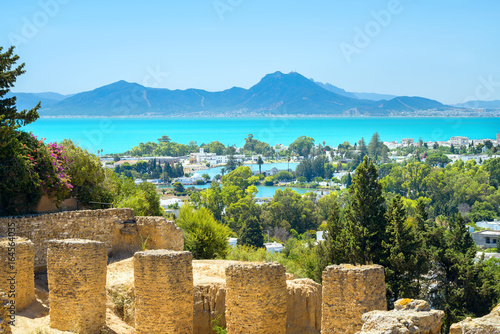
[2,0,499,104]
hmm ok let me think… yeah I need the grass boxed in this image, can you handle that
[108,285,135,324]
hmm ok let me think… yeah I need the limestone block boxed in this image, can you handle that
[450,303,500,334]
[287,278,322,334]
[321,264,387,334]
[357,299,444,334]
[47,239,107,334]
[193,282,226,334]
[225,262,287,334]
[0,236,35,312]
[134,250,193,334]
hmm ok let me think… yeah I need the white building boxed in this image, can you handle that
[401,138,414,147]
[472,230,500,248]
[264,242,284,253]
[477,220,500,231]
[450,136,469,147]
[190,148,217,164]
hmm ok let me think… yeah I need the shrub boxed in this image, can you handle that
[176,205,231,259]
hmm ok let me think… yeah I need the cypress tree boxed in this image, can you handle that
[315,198,348,282]
[345,156,387,264]
[0,46,40,146]
[238,216,264,248]
[383,194,427,307]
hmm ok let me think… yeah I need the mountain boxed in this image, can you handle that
[5,92,68,111]
[453,100,500,109]
[377,96,446,112]
[8,71,456,116]
[311,80,397,101]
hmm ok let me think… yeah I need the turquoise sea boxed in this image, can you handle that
[24,117,500,154]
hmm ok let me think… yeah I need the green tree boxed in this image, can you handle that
[238,216,264,248]
[173,181,185,194]
[274,171,293,181]
[198,182,225,221]
[426,214,490,331]
[261,188,320,234]
[0,46,40,146]
[202,141,226,155]
[345,156,387,264]
[425,153,451,167]
[109,173,163,216]
[60,139,113,207]
[257,156,264,174]
[368,132,388,161]
[296,159,314,181]
[315,198,348,282]
[289,136,315,157]
[176,205,231,259]
[225,147,237,172]
[157,135,171,143]
[383,195,427,307]
[263,176,274,186]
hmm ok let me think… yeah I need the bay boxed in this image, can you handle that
[24,117,500,154]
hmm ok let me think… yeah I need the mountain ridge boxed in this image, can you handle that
[7,71,476,116]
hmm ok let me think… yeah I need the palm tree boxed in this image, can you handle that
[257,156,264,174]
[221,167,226,176]
[287,153,291,172]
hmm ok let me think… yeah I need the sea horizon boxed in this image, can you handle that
[23,116,500,155]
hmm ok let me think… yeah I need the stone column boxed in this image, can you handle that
[321,264,387,334]
[47,239,107,333]
[0,236,35,312]
[134,250,193,334]
[225,262,287,334]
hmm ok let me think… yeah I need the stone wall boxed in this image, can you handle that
[0,289,11,334]
[134,250,193,334]
[193,282,226,334]
[0,208,134,270]
[47,239,107,333]
[287,279,322,334]
[450,303,500,333]
[0,208,184,270]
[321,264,387,334]
[225,262,287,334]
[112,216,184,255]
[357,299,444,334]
[0,237,34,312]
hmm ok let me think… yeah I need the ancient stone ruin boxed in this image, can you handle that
[357,298,444,334]
[287,278,322,334]
[134,250,193,334]
[0,208,183,271]
[47,239,107,333]
[321,264,387,334]
[0,236,34,313]
[225,262,287,334]
[6,208,500,334]
[450,303,500,333]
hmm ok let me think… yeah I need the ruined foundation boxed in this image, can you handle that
[134,250,193,334]
[287,279,322,334]
[225,262,287,334]
[0,236,35,312]
[47,239,107,333]
[358,299,444,334]
[321,264,387,334]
